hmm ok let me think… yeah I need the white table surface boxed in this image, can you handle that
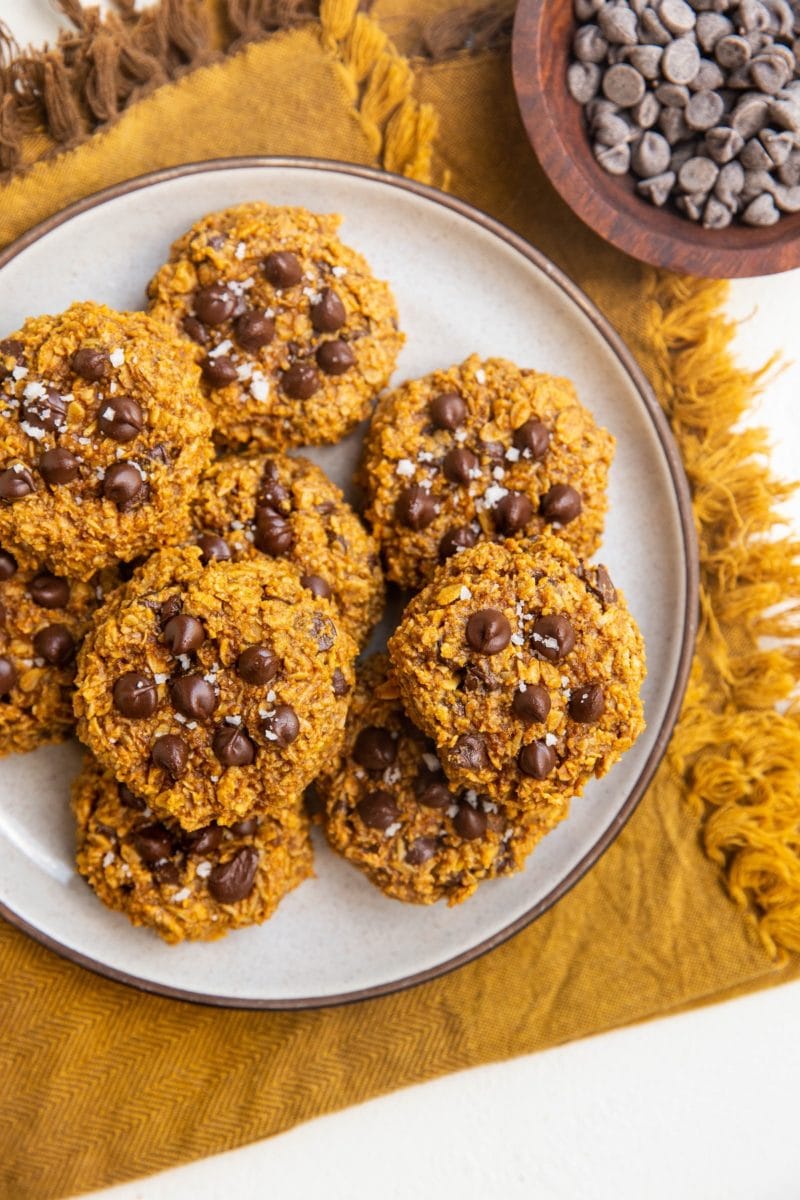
[4,4,800,1199]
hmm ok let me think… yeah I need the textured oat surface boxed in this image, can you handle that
[363,355,615,590]
[75,547,356,829]
[72,753,313,943]
[388,536,646,808]
[190,452,384,647]
[147,203,403,450]
[318,656,566,905]
[0,302,212,580]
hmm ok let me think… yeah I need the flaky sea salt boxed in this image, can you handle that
[483,484,508,508]
[545,732,558,747]
[109,348,125,368]
[195,861,212,879]
[171,887,191,903]
[396,458,415,477]
[384,822,401,838]
[422,752,440,772]
[208,339,233,358]
[102,851,115,868]
[475,368,486,384]
[505,446,521,462]
[459,585,472,601]
[250,375,269,402]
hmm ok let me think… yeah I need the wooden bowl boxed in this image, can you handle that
[511,0,800,278]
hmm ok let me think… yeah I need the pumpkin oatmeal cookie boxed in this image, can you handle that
[362,355,615,590]
[72,753,313,943]
[147,203,403,450]
[190,452,384,648]
[388,536,646,809]
[75,546,357,830]
[0,303,212,580]
[317,656,566,905]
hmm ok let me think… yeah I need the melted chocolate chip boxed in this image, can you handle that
[113,670,158,718]
[357,789,399,830]
[513,419,550,459]
[281,362,320,399]
[212,724,256,767]
[353,726,396,772]
[33,623,74,666]
[197,533,232,564]
[301,573,331,599]
[237,645,279,685]
[584,563,617,608]
[133,822,174,864]
[118,782,146,811]
[264,251,302,288]
[183,316,208,345]
[152,733,189,780]
[454,733,489,770]
[466,608,511,655]
[29,573,70,609]
[163,614,205,655]
[512,684,551,723]
[0,551,16,581]
[311,613,337,652]
[229,816,258,837]
[405,836,438,865]
[158,595,182,627]
[21,387,67,433]
[568,683,605,723]
[531,614,576,661]
[430,392,466,430]
[202,355,238,388]
[195,283,236,326]
[254,507,294,555]
[416,774,451,808]
[494,491,534,534]
[152,861,180,886]
[396,484,438,530]
[439,524,479,561]
[235,311,275,351]
[0,656,16,694]
[208,846,259,903]
[102,462,144,509]
[71,348,110,382]
[170,675,218,721]
[39,449,78,486]
[540,484,582,525]
[454,804,487,840]
[183,823,223,854]
[262,705,300,747]
[443,447,478,485]
[316,340,355,376]
[0,466,35,501]
[311,288,346,332]
[518,741,556,779]
[332,667,350,697]
[258,460,291,510]
[98,396,143,443]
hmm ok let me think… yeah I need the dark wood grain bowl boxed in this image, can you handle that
[512,0,800,278]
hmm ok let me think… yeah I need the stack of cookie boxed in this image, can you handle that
[0,199,646,942]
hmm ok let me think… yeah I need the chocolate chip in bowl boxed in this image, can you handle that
[512,0,800,275]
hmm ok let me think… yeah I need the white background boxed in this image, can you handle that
[3,4,800,1198]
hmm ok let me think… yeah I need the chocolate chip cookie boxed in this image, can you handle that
[0,303,212,580]
[75,546,357,830]
[362,355,615,590]
[147,203,403,451]
[190,452,384,648]
[317,656,566,905]
[72,753,313,943]
[388,536,646,808]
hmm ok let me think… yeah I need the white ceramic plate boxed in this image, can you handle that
[0,160,697,1007]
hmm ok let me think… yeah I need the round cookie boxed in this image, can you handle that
[190,452,385,648]
[387,536,646,808]
[318,656,566,905]
[0,303,212,580]
[72,754,313,943]
[147,203,403,450]
[75,547,357,830]
[0,550,105,755]
[362,355,615,590]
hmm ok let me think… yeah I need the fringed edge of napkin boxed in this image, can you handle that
[645,272,800,960]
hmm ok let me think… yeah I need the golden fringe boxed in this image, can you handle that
[646,271,800,960]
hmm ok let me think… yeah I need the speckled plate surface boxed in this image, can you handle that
[0,159,697,1008]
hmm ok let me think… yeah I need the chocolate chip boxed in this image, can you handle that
[159,598,182,629]
[443,447,478,485]
[182,316,208,345]
[569,683,605,723]
[113,670,158,718]
[518,741,557,779]
[39,449,78,486]
[540,484,583,525]
[133,822,174,864]
[234,311,275,351]
[301,573,331,599]
[466,608,511,655]
[531,614,576,661]
[430,392,466,430]
[29,573,70,609]
[512,684,551,723]
[0,551,16,580]
[254,507,294,555]
[462,661,502,693]
[102,462,144,509]
[202,355,238,388]
[353,725,396,771]
[183,823,223,854]
[316,340,355,375]
[152,861,181,886]
[236,645,279,685]
[454,732,489,770]
[439,524,479,560]
[454,804,487,840]
[229,816,258,837]
[264,251,302,288]
[0,656,16,694]
[21,386,67,433]
[0,466,35,501]
[212,724,256,766]
[332,667,350,697]
[396,484,438,530]
[262,704,300,747]
[356,789,399,830]
[0,339,23,373]
[152,733,189,779]
[97,396,143,443]
[405,836,438,865]
[162,614,205,655]
[118,782,146,811]
[71,347,110,381]
[208,846,259,903]
[32,623,74,666]
[513,419,550,459]
[311,288,346,332]
[416,774,451,808]
[197,533,232,564]
[258,459,291,510]
[280,362,320,399]
[195,283,236,325]
[170,675,217,721]
[495,491,534,533]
